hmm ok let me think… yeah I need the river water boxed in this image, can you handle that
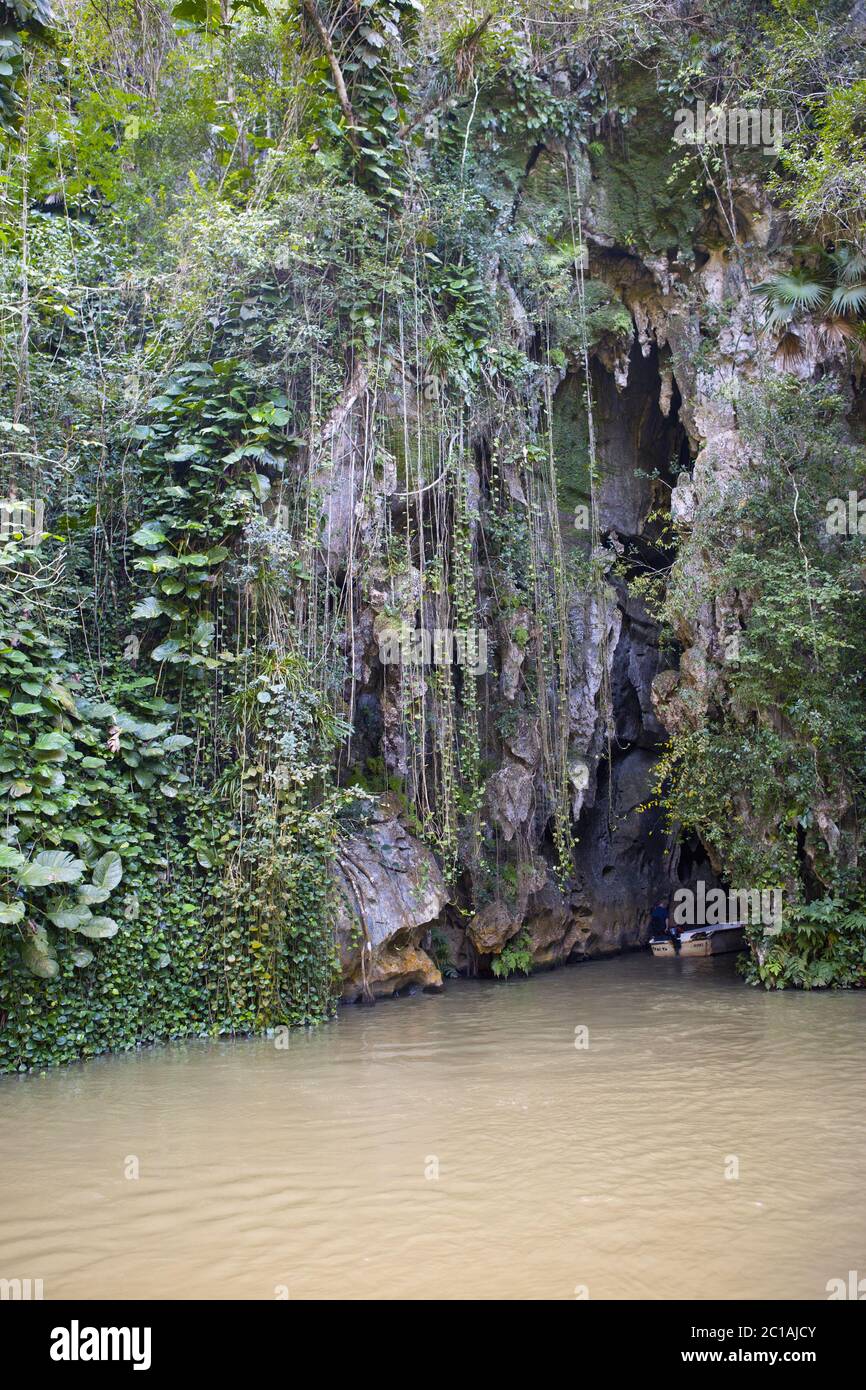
[2,952,864,1300]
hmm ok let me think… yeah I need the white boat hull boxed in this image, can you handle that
[650,924,746,958]
[650,937,677,957]
[680,924,745,957]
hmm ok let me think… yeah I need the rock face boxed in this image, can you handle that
[574,747,676,949]
[325,95,823,996]
[333,808,448,1002]
[328,275,716,992]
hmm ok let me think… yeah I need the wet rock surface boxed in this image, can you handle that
[333,809,448,1002]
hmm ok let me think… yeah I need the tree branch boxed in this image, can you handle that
[301,0,361,156]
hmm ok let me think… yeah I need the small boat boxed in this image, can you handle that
[680,923,745,956]
[650,923,746,958]
[650,935,677,958]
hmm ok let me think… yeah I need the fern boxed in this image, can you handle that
[491,930,534,979]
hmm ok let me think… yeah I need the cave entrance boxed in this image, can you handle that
[553,338,693,566]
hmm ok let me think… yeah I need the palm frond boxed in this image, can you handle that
[817,316,858,352]
[753,284,795,331]
[828,245,866,284]
[774,329,805,364]
[762,272,830,312]
[829,282,866,316]
[764,302,796,331]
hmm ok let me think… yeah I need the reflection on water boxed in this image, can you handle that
[1,952,865,1300]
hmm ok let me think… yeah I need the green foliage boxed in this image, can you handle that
[0,542,191,990]
[429,926,456,976]
[0,569,352,1065]
[741,898,866,991]
[655,378,866,985]
[491,929,533,979]
[0,1,53,136]
[733,1,866,239]
[300,0,422,205]
[128,359,293,670]
[171,0,270,34]
[775,77,866,242]
[754,245,866,360]
[583,68,704,254]
[425,261,496,395]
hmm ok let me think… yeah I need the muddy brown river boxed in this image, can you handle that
[2,952,864,1300]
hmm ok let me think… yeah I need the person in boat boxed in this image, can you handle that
[650,898,680,952]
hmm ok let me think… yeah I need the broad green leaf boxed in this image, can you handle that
[130,720,169,741]
[91,851,123,892]
[77,916,119,939]
[162,734,193,751]
[32,732,72,761]
[77,883,111,906]
[45,682,78,715]
[22,939,60,979]
[46,902,93,931]
[164,444,201,462]
[131,523,168,547]
[191,619,215,648]
[151,640,181,661]
[131,595,165,619]
[249,472,271,502]
[18,850,85,887]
